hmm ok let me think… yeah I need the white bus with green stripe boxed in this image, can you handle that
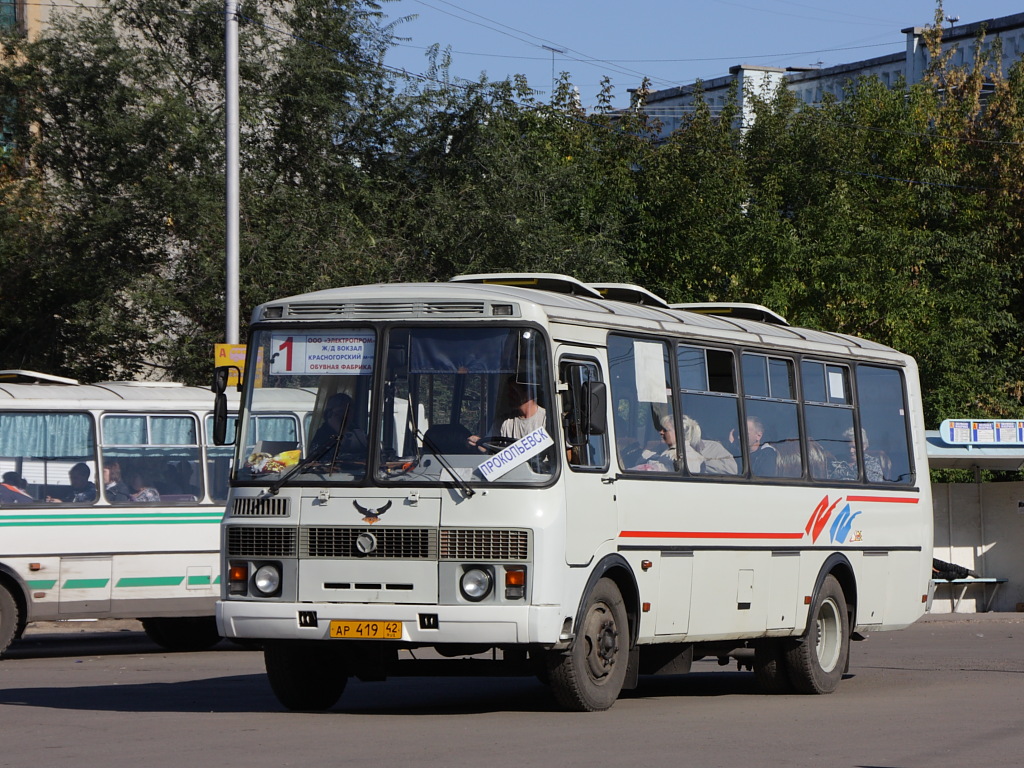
[0,372,308,655]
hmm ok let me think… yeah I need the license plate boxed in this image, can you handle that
[328,620,403,640]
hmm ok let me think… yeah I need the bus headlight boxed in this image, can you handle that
[253,564,281,595]
[460,567,493,602]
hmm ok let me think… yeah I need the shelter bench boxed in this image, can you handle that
[930,577,1008,613]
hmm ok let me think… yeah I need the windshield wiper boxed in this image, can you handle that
[417,429,475,499]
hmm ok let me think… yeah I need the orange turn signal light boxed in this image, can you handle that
[229,565,248,583]
[505,569,525,587]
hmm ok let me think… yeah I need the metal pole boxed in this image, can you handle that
[225,0,240,345]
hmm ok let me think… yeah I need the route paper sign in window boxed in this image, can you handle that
[268,333,375,376]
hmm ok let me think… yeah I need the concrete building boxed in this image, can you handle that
[639,12,1024,135]
[2,0,102,38]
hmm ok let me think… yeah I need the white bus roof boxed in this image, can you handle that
[0,369,80,385]
[0,380,229,407]
[250,275,904,361]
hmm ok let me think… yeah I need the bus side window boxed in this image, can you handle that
[741,354,800,478]
[0,411,97,505]
[801,361,856,482]
[677,346,742,476]
[560,360,607,470]
[855,365,914,485]
[102,414,202,503]
[608,335,675,473]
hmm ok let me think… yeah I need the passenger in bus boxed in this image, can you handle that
[1,472,32,504]
[45,462,97,503]
[103,461,133,503]
[128,472,162,503]
[729,416,778,477]
[310,393,368,459]
[681,415,738,475]
[829,428,887,482]
[633,414,678,471]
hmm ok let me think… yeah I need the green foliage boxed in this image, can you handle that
[1,0,1022,433]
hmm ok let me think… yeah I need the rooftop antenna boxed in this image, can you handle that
[541,45,566,97]
[945,15,960,30]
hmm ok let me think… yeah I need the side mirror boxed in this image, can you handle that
[582,380,607,436]
[212,392,231,446]
[212,365,242,394]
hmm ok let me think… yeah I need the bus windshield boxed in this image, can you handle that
[237,326,556,486]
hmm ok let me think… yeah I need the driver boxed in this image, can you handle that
[469,377,547,449]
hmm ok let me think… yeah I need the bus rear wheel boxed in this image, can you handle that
[785,574,849,694]
[547,578,629,712]
[264,641,348,711]
[0,585,20,657]
[141,616,221,652]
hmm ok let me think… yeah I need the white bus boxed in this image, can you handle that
[0,372,311,655]
[215,274,932,711]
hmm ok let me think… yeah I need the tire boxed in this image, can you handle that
[141,616,222,652]
[0,585,20,658]
[785,574,850,694]
[547,578,629,712]
[264,641,348,711]
[753,639,794,694]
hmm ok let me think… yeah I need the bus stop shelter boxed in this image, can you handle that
[926,430,1024,613]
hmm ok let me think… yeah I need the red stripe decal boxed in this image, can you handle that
[846,496,919,504]
[620,530,805,540]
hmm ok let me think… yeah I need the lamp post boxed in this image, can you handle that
[224,0,240,345]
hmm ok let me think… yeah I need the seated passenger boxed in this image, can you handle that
[128,472,162,503]
[828,428,885,482]
[730,416,778,477]
[682,415,738,475]
[1,472,32,504]
[103,461,132,503]
[46,462,97,503]
[633,414,689,471]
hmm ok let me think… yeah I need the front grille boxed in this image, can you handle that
[231,496,289,517]
[301,527,437,559]
[286,301,488,318]
[440,529,530,561]
[226,526,297,557]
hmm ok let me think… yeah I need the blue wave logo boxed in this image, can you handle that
[829,503,862,544]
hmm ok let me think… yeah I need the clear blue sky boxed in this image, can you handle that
[381,1,1024,107]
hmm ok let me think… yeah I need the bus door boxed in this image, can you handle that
[557,352,615,566]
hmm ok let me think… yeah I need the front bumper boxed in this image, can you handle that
[217,600,566,645]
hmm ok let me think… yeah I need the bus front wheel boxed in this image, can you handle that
[547,578,629,712]
[264,641,348,711]
[785,574,849,694]
[0,585,19,657]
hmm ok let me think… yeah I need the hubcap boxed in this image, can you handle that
[583,603,619,682]
[815,596,842,673]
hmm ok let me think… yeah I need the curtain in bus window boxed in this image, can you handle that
[254,416,298,442]
[150,416,197,445]
[410,328,517,374]
[0,413,93,458]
